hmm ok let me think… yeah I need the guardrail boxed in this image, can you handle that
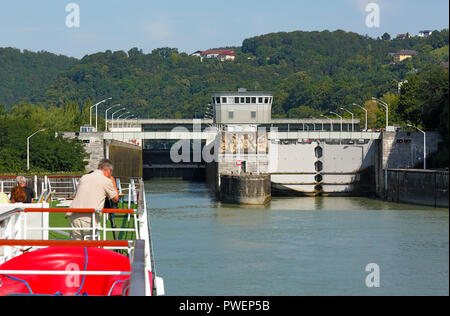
[0,177,163,296]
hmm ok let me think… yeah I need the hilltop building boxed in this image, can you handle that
[191,49,237,62]
[419,30,433,38]
[396,33,411,40]
[393,50,418,63]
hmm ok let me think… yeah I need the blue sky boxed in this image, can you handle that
[0,0,448,59]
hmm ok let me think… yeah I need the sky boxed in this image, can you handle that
[0,0,448,59]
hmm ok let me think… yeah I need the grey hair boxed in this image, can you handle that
[98,158,114,171]
[16,176,27,185]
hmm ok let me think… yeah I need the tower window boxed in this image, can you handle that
[251,111,256,119]
[228,111,234,119]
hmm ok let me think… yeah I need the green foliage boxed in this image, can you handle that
[1,29,448,171]
[0,106,89,173]
[1,29,449,122]
[0,48,77,107]
[397,66,449,144]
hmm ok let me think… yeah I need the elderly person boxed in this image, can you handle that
[16,176,35,203]
[67,158,120,240]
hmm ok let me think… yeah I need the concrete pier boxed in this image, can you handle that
[219,174,271,205]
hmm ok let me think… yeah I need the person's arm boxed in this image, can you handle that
[109,176,120,203]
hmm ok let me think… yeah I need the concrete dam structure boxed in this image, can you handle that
[70,89,447,206]
[268,139,378,196]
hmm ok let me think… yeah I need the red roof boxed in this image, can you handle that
[202,49,235,55]
[218,52,237,56]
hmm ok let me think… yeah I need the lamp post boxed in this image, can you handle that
[127,116,137,128]
[90,97,112,132]
[407,124,427,170]
[122,115,134,128]
[330,111,343,142]
[128,117,138,128]
[105,104,121,131]
[321,114,333,138]
[116,112,130,128]
[27,129,46,171]
[330,112,343,131]
[353,103,368,131]
[340,108,354,132]
[111,108,127,130]
[372,97,389,130]
[321,114,333,131]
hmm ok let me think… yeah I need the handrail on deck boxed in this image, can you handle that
[23,208,137,214]
[0,240,131,248]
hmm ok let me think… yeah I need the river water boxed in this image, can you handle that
[145,179,449,296]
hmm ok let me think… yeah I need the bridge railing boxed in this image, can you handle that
[104,130,382,141]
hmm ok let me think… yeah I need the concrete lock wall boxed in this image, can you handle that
[63,132,106,172]
[382,131,442,169]
[63,132,143,177]
[108,141,143,178]
[386,169,449,208]
[219,174,271,205]
[377,131,445,201]
[268,140,378,196]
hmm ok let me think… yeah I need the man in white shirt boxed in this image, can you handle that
[68,159,119,240]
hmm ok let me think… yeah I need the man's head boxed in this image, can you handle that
[16,176,27,188]
[98,158,114,178]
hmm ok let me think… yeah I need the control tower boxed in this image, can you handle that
[210,88,273,124]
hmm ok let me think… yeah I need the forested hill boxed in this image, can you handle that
[0,48,77,106]
[0,29,448,120]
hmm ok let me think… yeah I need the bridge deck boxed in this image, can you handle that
[104,131,382,141]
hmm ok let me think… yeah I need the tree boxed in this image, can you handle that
[397,66,449,143]
[381,32,391,41]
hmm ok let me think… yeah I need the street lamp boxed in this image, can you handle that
[27,129,46,171]
[321,114,333,132]
[372,97,389,130]
[407,124,427,170]
[340,108,354,132]
[329,112,343,132]
[122,115,134,128]
[105,104,121,131]
[90,97,112,132]
[116,112,130,128]
[353,103,368,131]
[111,108,127,129]
[126,116,137,128]
[330,111,343,142]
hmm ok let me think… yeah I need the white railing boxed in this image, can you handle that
[0,179,164,296]
[0,203,50,264]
